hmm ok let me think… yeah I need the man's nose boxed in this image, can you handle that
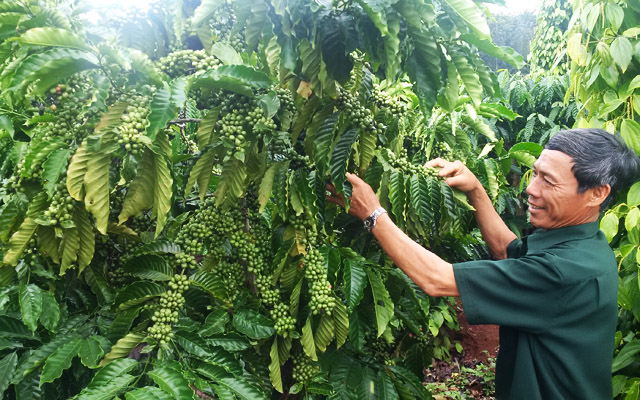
[526,175,539,197]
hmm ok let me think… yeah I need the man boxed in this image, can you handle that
[326,129,640,399]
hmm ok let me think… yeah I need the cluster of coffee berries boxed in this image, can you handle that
[175,202,297,333]
[109,186,126,217]
[289,152,312,171]
[43,182,76,226]
[431,141,454,160]
[157,49,221,78]
[371,84,408,114]
[117,93,151,155]
[212,259,245,301]
[255,276,280,305]
[175,252,198,270]
[291,213,319,247]
[175,204,267,302]
[168,273,190,292]
[215,94,276,156]
[292,353,319,383]
[208,2,235,41]
[102,236,131,285]
[269,133,309,169]
[336,88,385,135]
[253,275,294,335]
[5,160,24,189]
[39,83,94,142]
[130,213,154,233]
[370,338,396,365]
[389,153,439,178]
[227,33,245,52]
[22,239,38,260]
[148,274,189,344]
[175,204,241,254]
[270,302,296,335]
[304,248,335,316]
[275,87,296,114]
[107,266,129,286]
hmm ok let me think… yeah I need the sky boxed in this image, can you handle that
[486,0,544,14]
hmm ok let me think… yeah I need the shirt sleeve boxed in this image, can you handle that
[506,237,523,259]
[453,251,564,333]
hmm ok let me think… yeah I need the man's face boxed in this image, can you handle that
[526,150,597,230]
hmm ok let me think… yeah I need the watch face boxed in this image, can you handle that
[364,218,373,228]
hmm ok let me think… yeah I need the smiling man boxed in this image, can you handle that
[326,129,640,399]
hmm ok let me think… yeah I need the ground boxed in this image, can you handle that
[424,300,500,399]
[455,300,499,365]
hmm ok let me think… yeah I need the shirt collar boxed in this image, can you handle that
[526,221,601,253]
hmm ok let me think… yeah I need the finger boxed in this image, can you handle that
[444,176,460,187]
[325,189,344,201]
[437,163,459,177]
[438,160,463,177]
[445,173,467,188]
[325,183,338,196]
[425,158,447,168]
[326,194,345,208]
[345,172,364,185]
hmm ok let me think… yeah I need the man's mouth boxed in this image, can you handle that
[529,204,544,210]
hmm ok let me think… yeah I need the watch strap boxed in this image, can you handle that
[364,207,387,231]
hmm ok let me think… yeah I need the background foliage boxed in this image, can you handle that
[0,0,531,399]
[528,0,572,76]
[481,12,537,74]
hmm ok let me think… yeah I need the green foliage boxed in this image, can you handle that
[493,71,576,145]
[0,0,527,398]
[528,0,572,76]
[424,357,496,399]
[566,1,640,131]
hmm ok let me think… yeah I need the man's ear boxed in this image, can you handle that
[588,184,611,207]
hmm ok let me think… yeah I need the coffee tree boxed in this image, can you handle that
[528,0,572,76]
[0,0,529,398]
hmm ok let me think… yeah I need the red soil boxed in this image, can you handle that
[455,298,499,364]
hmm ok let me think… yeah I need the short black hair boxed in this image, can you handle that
[545,128,640,209]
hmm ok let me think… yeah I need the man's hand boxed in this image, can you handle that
[428,158,516,259]
[425,158,482,195]
[328,172,459,297]
[326,173,381,221]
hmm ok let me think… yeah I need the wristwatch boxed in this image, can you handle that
[363,207,387,232]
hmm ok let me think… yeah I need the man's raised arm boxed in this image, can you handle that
[426,159,517,260]
[327,173,459,297]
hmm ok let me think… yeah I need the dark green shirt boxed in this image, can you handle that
[453,222,617,400]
